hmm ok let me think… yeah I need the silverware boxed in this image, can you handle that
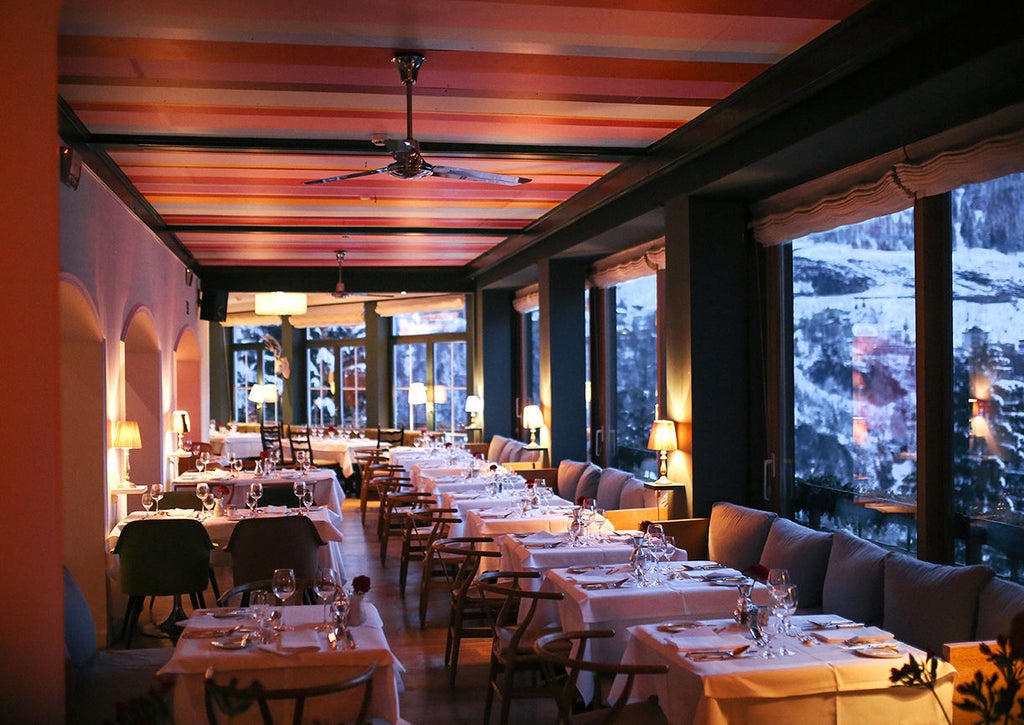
[344,630,357,649]
[809,620,864,630]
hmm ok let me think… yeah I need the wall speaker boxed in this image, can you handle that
[199,289,228,322]
[60,146,81,189]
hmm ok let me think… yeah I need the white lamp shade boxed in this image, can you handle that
[647,419,678,452]
[434,385,448,404]
[465,395,483,414]
[248,383,279,404]
[408,382,428,406]
[172,410,191,434]
[522,405,544,431]
[253,291,307,316]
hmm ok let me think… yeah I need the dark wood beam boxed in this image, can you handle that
[163,224,514,237]
[198,265,472,294]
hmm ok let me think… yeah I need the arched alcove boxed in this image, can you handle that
[59,278,108,642]
[174,327,202,448]
[123,308,162,488]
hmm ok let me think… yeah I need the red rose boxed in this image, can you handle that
[576,496,590,507]
[639,519,652,533]
[215,485,231,498]
[444,441,452,448]
[352,575,371,594]
[489,464,498,472]
[259,451,268,459]
[746,564,770,583]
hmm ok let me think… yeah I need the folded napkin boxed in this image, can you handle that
[672,632,751,654]
[273,629,322,654]
[479,509,515,519]
[811,626,894,644]
[570,572,624,585]
[520,531,562,545]
[264,505,290,515]
[162,508,196,518]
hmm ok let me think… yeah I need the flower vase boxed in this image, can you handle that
[347,592,366,627]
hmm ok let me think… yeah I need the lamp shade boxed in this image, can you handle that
[647,419,678,452]
[248,383,278,404]
[172,410,191,434]
[112,420,142,450]
[408,382,428,406]
[522,405,544,431]
[253,291,307,316]
[465,395,483,414]
[434,385,448,404]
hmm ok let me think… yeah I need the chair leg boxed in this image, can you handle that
[208,567,221,600]
[121,596,143,648]
[483,654,499,724]
[499,666,516,725]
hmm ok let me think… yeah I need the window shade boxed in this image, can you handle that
[374,294,465,317]
[221,312,281,327]
[287,303,365,329]
[589,239,664,288]
[513,285,538,314]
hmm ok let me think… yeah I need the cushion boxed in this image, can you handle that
[883,554,994,653]
[975,577,1024,641]
[759,518,832,609]
[573,463,601,504]
[487,435,512,463]
[618,478,658,509]
[595,468,632,510]
[64,566,97,671]
[707,503,777,572]
[518,447,544,464]
[822,529,889,626]
[500,440,524,463]
[555,460,590,501]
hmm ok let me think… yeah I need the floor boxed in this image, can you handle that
[125,496,560,724]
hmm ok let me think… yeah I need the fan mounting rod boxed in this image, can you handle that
[394,53,424,140]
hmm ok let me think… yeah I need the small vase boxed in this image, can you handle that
[347,592,366,627]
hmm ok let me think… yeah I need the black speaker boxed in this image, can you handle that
[199,289,228,322]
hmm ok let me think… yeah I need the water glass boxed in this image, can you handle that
[150,484,165,515]
[249,482,263,514]
[272,568,297,608]
[293,480,307,509]
[195,482,209,508]
[140,492,154,517]
[314,567,338,632]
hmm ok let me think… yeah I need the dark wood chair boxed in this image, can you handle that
[399,507,461,596]
[260,423,284,461]
[376,427,405,448]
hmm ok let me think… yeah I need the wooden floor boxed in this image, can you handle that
[130,496,559,724]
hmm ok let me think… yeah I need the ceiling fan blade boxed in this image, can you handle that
[304,167,389,185]
[429,165,531,186]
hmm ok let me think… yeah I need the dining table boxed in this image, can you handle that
[304,435,383,478]
[463,504,580,567]
[610,614,955,724]
[158,603,407,724]
[173,468,346,515]
[208,430,264,459]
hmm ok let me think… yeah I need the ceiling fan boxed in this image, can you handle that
[305,53,531,187]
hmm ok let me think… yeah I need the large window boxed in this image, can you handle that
[953,171,1024,579]
[392,307,468,431]
[611,275,658,478]
[524,309,541,408]
[306,323,367,427]
[791,210,917,552]
[231,324,282,423]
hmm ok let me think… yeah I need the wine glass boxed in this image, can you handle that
[775,584,799,638]
[748,605,781,657]
[272,568,297,610]
[293,480,307,510]
[195,482,210,509]
[314,567,338,631]
[231,457,243,478]
[251,589,271,642]
[150,484,165,516]
[301,487,315,513]
[249,482,263,515]
[201,492,216,518]
[195,452,207,475]
[661,535,677,577]
[140,491,154,517]
[767,568,790,595]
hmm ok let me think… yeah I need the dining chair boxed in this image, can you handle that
[260,423,284,460]
[377,482,434,566]
[353,449,390,521]
[225,516,325,597]
[156,490,204,510]
[216,578,315,607]
[257,484,302,508]
[399,507,461,596]
[204,662,376,725]
[533,630,669,724]
[178,441,213,475]
[477,570,565,725]
[286,425,315,466]
[430,538,502,687]
[113,518,214,647]
[376,427,405,448]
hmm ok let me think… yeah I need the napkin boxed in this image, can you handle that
[264,505,290,515]
[162,508,197,518]
[811,626,894,644]
[672,632,750,654]
[274,629,322,654]
[520,531,562,545]
[479,509,515,519]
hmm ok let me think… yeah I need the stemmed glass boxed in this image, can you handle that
[644,527,667,583]
[201,492,216,518]
[248,481,263,516]
[774,584,799,639]
[140,491,154,517]
[301,487,315,514]
[314,567,338,632]
[661,535,677,578]
[272,568,297,628]
[195,482,210,510]
[251,590,271,642]
[231,457,244,478]
[767,568,790,596]
[195,452,207,475]
[150,484,165,516]
[749,605,782,658]
[293,480,307,511]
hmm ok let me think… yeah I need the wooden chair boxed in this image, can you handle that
[377,481,434,566]
[286,425,314,466]
[534,630,669,724]
[477,570,565,724]
[260,423,284,461]
[399,508,461,596]
[216,578,316,607]
[204,663,376,725]
[178,441,213,475]
[431,538,502,687]
[353,448,390,519]
[376,427,405,448]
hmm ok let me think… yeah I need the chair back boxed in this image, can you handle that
[114,519,213,597]
[178,441,213,475]
[534,630,669,724]
[204,663,376,725]
[376,427,404,448]
[157,490,204,510]
[287,426,314,466]
[258,484,302,507]
[476,571,563,653]
[226,516,325,586]
[261,423,284,460]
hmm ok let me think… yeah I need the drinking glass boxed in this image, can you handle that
[301,488,315,513]
[775,584,799,638]
[231,457,243,478]
[661,535,677,577]
[150,484,165,515]
[195,482,210,508]
[195,453,206,475]
[748,605,781,657]
[140,492,154,517]
[249,482,263,514]
[251,590,270,642]
[767,568,790,595]
[293,480,307,509]
[272,568,297,608]
[201,492,216,518]
[314,567,338,632]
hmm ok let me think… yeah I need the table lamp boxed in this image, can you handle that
[113,420,142,486]
[465,395,483,425]
[647,419,678,485]
[522,404,544,447]
[171,410,192,457]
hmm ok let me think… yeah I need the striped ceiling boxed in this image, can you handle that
[57,0,870,273]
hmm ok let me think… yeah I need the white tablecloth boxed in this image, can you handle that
[159,604,406,724]
[463,507,578,569]
[174,469,346,516]
[306,437,381,477]
[611,618,954,724]
[209,431,264,459]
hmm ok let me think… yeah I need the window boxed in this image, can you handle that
[524,309,541,408]
[306,323,367,428]
[952,171,1024,580]
[231,324,282,423]
[790,210,917,551]
[433,341,467,432]
[394,342,427,430]
[611,275,658,478]
[391,308,467,432]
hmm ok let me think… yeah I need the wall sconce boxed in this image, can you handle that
[171,410,191,457]
[647,419,678,486]
[112,420,142,486]
[465,395,483,426]
[253,291,307,316]
[522,404,544,447]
